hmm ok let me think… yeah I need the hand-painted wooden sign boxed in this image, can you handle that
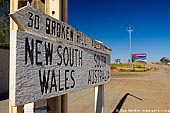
[11,30,110,106]
[10,6,111,106]
[10,6,111,55]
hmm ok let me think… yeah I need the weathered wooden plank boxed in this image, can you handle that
[10,6,111,55]
[12,30,110,106]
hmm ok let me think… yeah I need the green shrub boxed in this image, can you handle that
[135,65,143,68]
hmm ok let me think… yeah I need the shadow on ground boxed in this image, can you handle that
[112,93,143,113]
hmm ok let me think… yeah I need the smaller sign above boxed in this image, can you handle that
[10,6,111,55]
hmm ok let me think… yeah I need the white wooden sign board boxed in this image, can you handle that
[11,30,110,106]
[10,6,111,106]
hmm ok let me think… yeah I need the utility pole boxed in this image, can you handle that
[127,26,133,70]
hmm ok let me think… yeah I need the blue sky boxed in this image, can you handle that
[68,0,170,63]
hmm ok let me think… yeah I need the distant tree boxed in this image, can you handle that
[114,59,121,64]
[114,59,118,64]
[118,59,121,64]
[160,57,169,64]
[0,0,10,44]
[160,57,166,64]
[128,59,130,64]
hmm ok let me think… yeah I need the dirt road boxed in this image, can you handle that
[69,65,170,113]
[1,65,170,113]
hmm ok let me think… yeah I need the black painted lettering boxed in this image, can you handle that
[88,71,92,85]
[97,55,100,67]
[52,21,56,36]
[80,34,84,45]
[94,54,97,67]
[92,70,95,84]
[65,70,70,90]
[94,54,101,67]
[99,70,102,81]
[93,70,95,84]
[57,23,61,37]
[57,45,62,66]
[75,49,78,67]
[101,70,105,80]
[107,70,110,79]
[36,40,42,65]
[92,40,99,49]
[28,12,33,28]
[79,50,82,67]
[25,38,34,65]
[59,70,64,91]
[70,29,74,41]
[96,70,100,83]
[69,48,74,67]
[50,70,57,93]
[28,12,39,29]
[94,54,107,67]
[63,47,69,66]
[84,36,87,46]
[77,33,80,43]
[61,24,66,39]
[34,15,39,29]
[66,27,70,40]
[70,70,75,88]
[88,69,110,85]
[46,18,51,34]
[92,39,95,48]
[39,70,50,94]
[45,42,53,65]
[102,56,106,67]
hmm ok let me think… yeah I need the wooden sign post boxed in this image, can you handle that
[10,1,111,113]
[10,1,67,113]
[10,0,64,113]
[10,0,23,113]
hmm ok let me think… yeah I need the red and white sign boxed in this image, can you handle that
[132,53,147,57]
